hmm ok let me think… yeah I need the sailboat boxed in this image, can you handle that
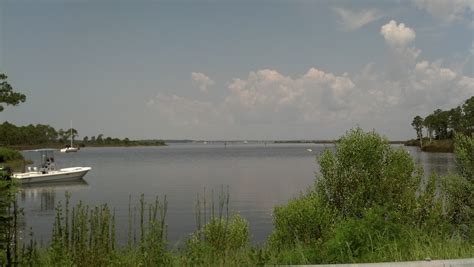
[60,121,79,153]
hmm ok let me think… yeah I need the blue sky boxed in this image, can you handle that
[0,0,473,140]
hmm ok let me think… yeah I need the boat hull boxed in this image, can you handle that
[12,167,91,184]
[60,147,79,153]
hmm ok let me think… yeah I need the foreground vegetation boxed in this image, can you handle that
[0,148,27,172]
[1,128,473,266]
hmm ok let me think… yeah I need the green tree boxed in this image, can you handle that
[411,115,424,147]
[463,96,474,135]
[0,74,26,112]
[448,106,464,135]
[65,128,78,143]
[96,134,104,144]
[423,114,435,142]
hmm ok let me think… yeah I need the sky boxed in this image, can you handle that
[0,0,473,140]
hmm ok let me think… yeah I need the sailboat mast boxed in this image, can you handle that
[70,120,73,147]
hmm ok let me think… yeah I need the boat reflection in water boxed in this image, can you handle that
[19,179,88,212]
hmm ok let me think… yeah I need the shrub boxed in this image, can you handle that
[323,205,405,263]
[316,128,421,218]
[454,134,474,180]
[268,191,333,249]
[187,214,249,253]
[0,148,23,163]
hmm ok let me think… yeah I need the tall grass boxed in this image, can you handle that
[20,192,170,266]
[4,129,474,266]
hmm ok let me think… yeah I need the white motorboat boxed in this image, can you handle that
[60,121,79,153]
[12,149,91,184]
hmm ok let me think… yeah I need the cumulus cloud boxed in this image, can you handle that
[147,20,474,139]
[412,0,473,24]
[191,72,215,93]
[333,7,383,31]
[224,68,355,123]
[380,20,416,47]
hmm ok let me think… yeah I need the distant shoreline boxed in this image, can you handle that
[5,143,167,151]
[273,140,406,144]
[404,139,454,153]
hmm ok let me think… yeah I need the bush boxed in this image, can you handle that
[187,214,249,253]
[267,128,473,264]
[268,191,333,249]
[316,128,421,218]
[183,214,250,265]
[0,148,23,163]
[323,205,405,263]
[454,134,474,180]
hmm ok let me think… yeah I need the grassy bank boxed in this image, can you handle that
[405,138,454,153]
[2,129,473,266]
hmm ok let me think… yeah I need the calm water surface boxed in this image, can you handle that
[18,143,456,245]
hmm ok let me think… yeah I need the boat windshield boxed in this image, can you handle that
[22,149,57,173]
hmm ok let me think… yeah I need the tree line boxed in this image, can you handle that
[411,96,474,145]
[0,121,164,147]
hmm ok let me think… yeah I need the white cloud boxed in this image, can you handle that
[191,72,215,93]
[333,7,383,31]
[224,68,355,124]
[412,0,473,24]
[146,20,474,138]
[380,20,416,47]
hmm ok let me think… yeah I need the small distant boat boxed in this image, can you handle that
[12,149,91,184]
[307,148,313,152]
[60,121,79,153]
[60,147,79,153]
[243,140,248,144]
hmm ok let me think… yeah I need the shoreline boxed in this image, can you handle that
[404,139,454,153]
[5,143,167,151]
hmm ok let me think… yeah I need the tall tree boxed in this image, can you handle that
[424,114,435,142]
[411,115,424,147]
[463,96,474,135]
[448,106,463,135]
[0,74,26,112]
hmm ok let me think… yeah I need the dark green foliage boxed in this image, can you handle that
[268,128,474,264]
[0,179,20,266]
[0,74,26,112]
[268,190,332,249]
[0,147,23,163]
[0,122,59,146]
[416,96,474,141]
[0,121,166,147]
[323,206,405,263]
[412,115,424,146]
[316,128,420,218]
[454,134,474,180]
